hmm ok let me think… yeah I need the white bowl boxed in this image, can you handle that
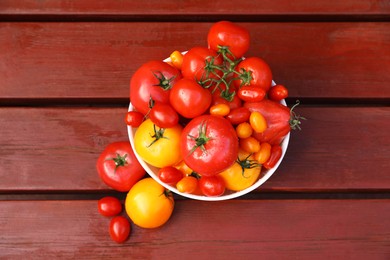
[128,55,290,201]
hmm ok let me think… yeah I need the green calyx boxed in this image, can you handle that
[148,124,167,147]
[289,100,307,130]
[152,71,176,90]
[188,121,212,155]
[236,154,261,178]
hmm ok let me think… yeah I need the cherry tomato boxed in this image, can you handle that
[253,142,272,164]
[176,175,198,194]
[234,57,273,92]
[207,21,250,59]
[170,78,212,118]
[125,178,174,228]
[149,102,179,128]
[237,86,266,102]
[181,46,223,84]
[236,122,253,139]
[98,196,122,217]
[263,144,283,169]
[134,119,182,168]
[198,175,226,197]
[97,141,145,192]
[239,136,260,154]
[249,111,267,133]
[211,83,242,110]
[125,111,144,127]
[226,107,251,125]
[130,60,182,115]
[109,216,131,243]
[219,150,261,191]
[180,115,239,176]
[268,84,288,101]
[169,50,184,69]
[158,166,184,185]
[209,103,230,117]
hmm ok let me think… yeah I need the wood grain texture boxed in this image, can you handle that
[1,22,389,101]
[1,106,389,192]
[0,199,389,259]
[1,0,389,16]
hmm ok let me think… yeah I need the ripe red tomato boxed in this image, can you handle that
[130,60,182,115]
[181,47,223,84]
[268,84,288,101]
[98,196,122,217]
[244,99,292,145]
[149,102,179,128]
[207,21,250,59]
[158,166,184,185]
[226,107,251,125]
[180,115,239,176]
[97,141,145,192]
[234,57,273,92]
[169,78,212,118]
[109,216,131,243]
[263,144,283,169]
[211,83,242,110]
[199,175,226,197]
[125,111,144,127]
[237,86,266,102]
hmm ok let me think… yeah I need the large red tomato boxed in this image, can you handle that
[233,57,273,92]
[97,141,145,192]
[169,78,212,118]
[130,60,182,115]
[181,47,223,85]
[207,21,250,59]
[180,115,239,176]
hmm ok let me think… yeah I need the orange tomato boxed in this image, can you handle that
[176,176,198,194]
[236,122,253,139]
[249,111,267,133]
[169,50,184,69]
[239,136,260,153]
[253,142,272,164]
[209,103,230,116]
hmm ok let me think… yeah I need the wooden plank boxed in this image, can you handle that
[0,199,389,259]
[0,22,389,101]
[0,0,389,16]
[0,106,389,192]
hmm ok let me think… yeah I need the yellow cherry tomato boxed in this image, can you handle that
[219,150,261,191]
[176,176,198,194]
[249,111,267,133]
[253,142,272,164]
[209,103,230,117]
[236,122,253,139]
[174,160,194,176]
[134,119,182,168]
[125,178,174,228]
[239,136,260,153]
[169,50,184,69]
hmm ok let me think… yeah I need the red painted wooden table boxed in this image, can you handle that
[1,1,389,259]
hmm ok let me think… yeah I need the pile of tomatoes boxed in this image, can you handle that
[126,21,303,197]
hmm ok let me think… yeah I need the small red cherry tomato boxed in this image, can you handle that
[109,216,131,243]
[158,166,184,185]
[237,86,266,102]
[149,102,179,128]
[198,175,226,197]
[263,144,283,169]
[226,107,251,125]
[125,111,144,127]
[98,196,122,217]
[268,84,288,101]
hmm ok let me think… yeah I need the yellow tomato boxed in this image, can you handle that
[236,122,253,139]
[134,119,182,168]
[125,178,174,228]
[249,111,267,133]
[219,150,261,191]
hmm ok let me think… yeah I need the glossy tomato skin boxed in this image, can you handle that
[226,107,251,125]
[180,115,239,176]
[244,99,291,145]
[234,57,273,92]
[149,102,179,128]
[98,196,122,217]
[268,84,288,101]
[158,166,184,185]
[130,60,182,115]
[125,111,144,127]
[211,84,242,110]
[109,216,131,243]
[125,178,174,229]
[207,21,250,59]
[97,141,145,192]
[198,175,226,197]
[237,86,266,102]
[181,47,223,83]
[134,119,182,168]
[170,78,212,118]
